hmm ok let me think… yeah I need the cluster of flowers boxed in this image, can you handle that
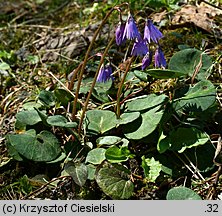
[97,13,166,83]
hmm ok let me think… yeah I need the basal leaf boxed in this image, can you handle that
[46,152,66,164]
[144,69,185,79]
[38,90,56,107]
[186,143,215,173]
[22,102,42,110]
[96,136,122,146]
[47,115,67,126]
[166,186,202,200]
[87,164,96,180]
[169,127,209,153]
[174,80,216,112]
[124,106,164,140]
[85,110,117,134]
[6,142,24,161]
[74,78,112,95]
[92,79,113,102]
[169,48,212,80]
[47,115,77,128]
[85,148,106,165]
[118,112,141,125]
[134,70,148,81]
[16,109,42,125]
[95,163,134,199]
[54,88,73,106]
[64,162,88,187]
[7,130,61,162]
[0,62,10,70]
[157,132,170,153]
[105,146,131,163]
[126,94,167,111]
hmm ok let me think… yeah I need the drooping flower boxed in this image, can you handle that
[131,39,149,57]
[144,19,163,44]
[115,22,126,46]
[154,47,167,68]
[96,65,113,83]
[123,14,140,40]
[142,52,152,70]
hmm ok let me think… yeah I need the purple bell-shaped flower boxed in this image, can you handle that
[154,47,167,68]
[142,52,152,70]
[123,14,140,40]
[131,39,149,57]
[115,22,126,46]
[144,19,163,44]
[96,65,113,83]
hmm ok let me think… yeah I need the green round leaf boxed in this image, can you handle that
[54,88,73,106]
[16,109,42,125]
[134,70,148,81]
[26,55,39,64]
[169,48,212,80]
[85,148,106,165]
[96,136,122,146]
[85,110,117,134]
[64,162,88,187]
[118,112,140,125]
[105,146,131,163]
[95,164,134,199]
[93,79,113,102]
[169,127,209,153]
[47,115,68,126]
[144,69,185,79]
[126,94,167,111]
[87,164,96,180]
[47,115,77,128]
[74,78,92,94]
[166,187,202,200]
[34,108,49,126]
[124,106,164,140]
[6,141,24,161]
[74,77,111,96]
[7,130,61,162]
[46,152,66,164]
[187,143,215,173]
[173,80,216,111]
[38,90,56,107]
[22,102,42,110]
[157,132,170,153]
[64,122,78,128]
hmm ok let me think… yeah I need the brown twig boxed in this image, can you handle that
[21,176,71,200]
[198,0,222,11]
[191,53,203,85]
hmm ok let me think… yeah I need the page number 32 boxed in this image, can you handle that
[205,204,219,213]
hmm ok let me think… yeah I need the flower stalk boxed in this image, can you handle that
[116,56,135,118]
[71,2,129,121]
[72,7,115,121]
[77,36,115,134]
